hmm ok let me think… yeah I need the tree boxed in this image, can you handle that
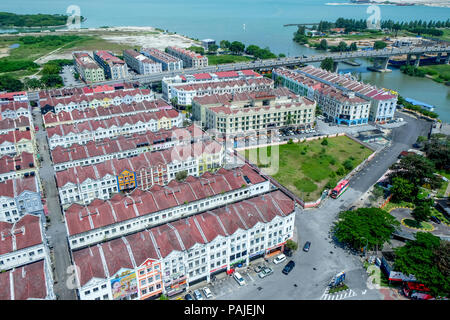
[229,41,245,55]
[394,232,450,298]
[423,135,450,171]
[320,57,334,72]
[373,40,387,50]
[317,39,328,50]
[175,170,188,181]
[337,41,348,52]
[389,154,441,191]
[343,159,354,171]
[278,53,286,58]
[187,46,205,55]
[40,74,63,88]
[159,294,169,300]
[170,97,178,108]
[333,207,400,252]
[42,63,61,75]
[349,42,358,51]
[285,239,298,251]
[245,44,260,56]
[219,40,230,49]
[390,177,415,203]
[321,138,328,146]
[0,75,24,92]
[411,204,431,224]
[23,77,42,90]
[207,44,218,54]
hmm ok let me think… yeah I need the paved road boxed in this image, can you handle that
[32,107,78,300]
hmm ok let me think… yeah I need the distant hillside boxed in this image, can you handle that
[0,12,83,28]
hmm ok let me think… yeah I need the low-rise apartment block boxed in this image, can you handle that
[93,50,129,80]
[273,67,371,125]
[123,49,163,75]
[141,48,183,71]
[73,52,106,83]
[162,69,262,101]
[205,97,317,134]
[55,141,224,206]
[192,87,298,126]
[71,189,295,300]
[300,65,398,123]
[0,176,43,223]
[46,108,182,149]
[51,124,206,171]
[166,46,208,68]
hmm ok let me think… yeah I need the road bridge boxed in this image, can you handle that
[29,45,450,93]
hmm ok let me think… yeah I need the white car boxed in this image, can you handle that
[233,271,246,286]
[202,287,213,299]
[273,254,287,265]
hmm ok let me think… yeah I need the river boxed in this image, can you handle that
[2,0,450,121]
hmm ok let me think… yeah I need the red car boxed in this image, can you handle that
[34,126,39,132]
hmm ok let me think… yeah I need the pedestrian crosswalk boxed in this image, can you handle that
[320,287,358,300]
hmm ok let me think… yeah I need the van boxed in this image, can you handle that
[233,271,246,286]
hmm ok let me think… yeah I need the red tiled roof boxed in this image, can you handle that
[0,177,38,198]
[64,164,265,236]
[0,116,30,132]
[0,214,43,255]
[0,152,35,175]
[0,129,32,145]
[0,260,49,300]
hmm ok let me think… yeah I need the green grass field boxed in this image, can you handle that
[240,136,373,202]
[207,54,253,65]
[419,64,450,83]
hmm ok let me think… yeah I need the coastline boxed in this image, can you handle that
[325,1,450,8]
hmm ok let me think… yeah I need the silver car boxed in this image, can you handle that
[258,266,273,278]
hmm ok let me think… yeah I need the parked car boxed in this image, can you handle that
[430,216,441,224]
[283,247,293,257]
[193,289,203,300]
[303,241,311,252]
[282,260,295,275]
[273,253,287,264]
[34,126,39,132]
[258,266,273,278]
[233,271,246,286]
[202,287,213,299]
[184,293,194,300]
[253,265,263,273]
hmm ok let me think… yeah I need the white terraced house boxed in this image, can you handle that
[0,214,50,272]
[64,164,270,250]
[46,109,183,149]
[51,124,206,172]
[0,101,31,120]
[39,88,155,114]
[71,190,296,300]
[55,141,224,206]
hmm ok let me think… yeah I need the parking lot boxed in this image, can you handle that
[182,254,297,301]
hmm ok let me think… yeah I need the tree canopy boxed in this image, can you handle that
[320,57,334,72]
[389,154,441,191]
[229,41,245,54]
[333,207,399,252]
[422,134,450,171]
[394,232,450,298]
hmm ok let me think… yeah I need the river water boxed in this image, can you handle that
[2,0,450,121]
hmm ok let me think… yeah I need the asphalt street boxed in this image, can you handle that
[32,107,78,300]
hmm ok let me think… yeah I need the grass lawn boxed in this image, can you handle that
[206,54,253,65]
[402,218,434,231]
[240,136,373,202]
[419,64,450,83]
